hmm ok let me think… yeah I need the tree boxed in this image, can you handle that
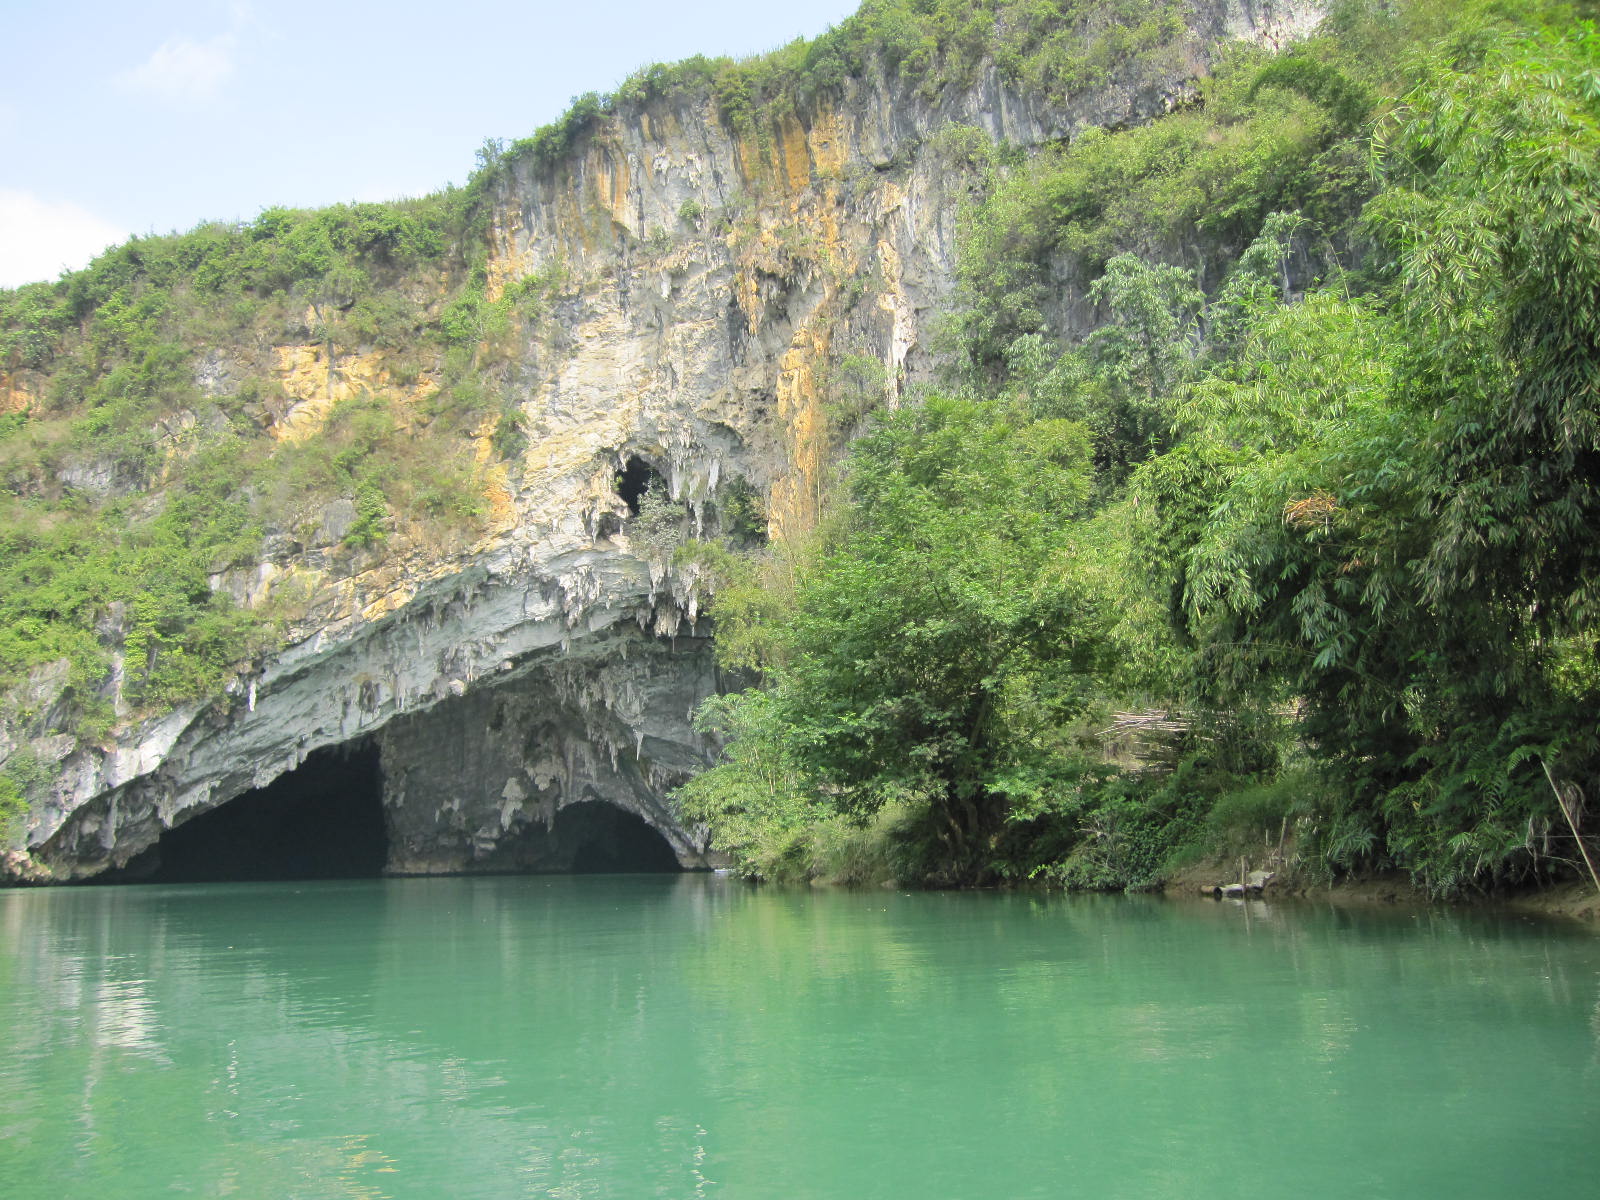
[682,395,1108,881]
[1138,23,1600,892]
[1082,253,1204,472]
[1369,21,1600,637]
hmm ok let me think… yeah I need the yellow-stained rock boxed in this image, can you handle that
[1,374,34,414]
[485,207,535,303]
[593,149,634,236]
[270,345,438,442]
[768,320,832,543]
[808,109,850,179]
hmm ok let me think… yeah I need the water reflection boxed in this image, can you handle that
[1,878,1598,1199]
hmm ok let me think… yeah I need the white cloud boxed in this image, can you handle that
[0,190,128,289]
[117,33,238,103]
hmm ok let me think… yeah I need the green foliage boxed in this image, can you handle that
[0,283,72,371]
[345,482,388,549]
[676,689,815,879]
[1247,53,1375,133]
[488,403,531,462]
[695,528,816,674]
[1119,13,1600,894]
[682,395,1123,883]
[1078,253,1203,468]
[267,393,486,546]
[0,175,487,729]
[1026,786,1183,891]
[0,774,27,846]
[714,476,769,546]
[1369,20,1600,632]
[0,409,280,718]
[524,92,614,167]
[820,351,888,434]
[688,0,1600,896]
[438,294,487,348]
[943,0,1509,379]
[1195,766,1327,860]
[630,485,693,561]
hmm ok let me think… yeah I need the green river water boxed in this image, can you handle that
[1,875,1596,1199]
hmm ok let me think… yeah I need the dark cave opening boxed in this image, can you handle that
[615,455,661,517]
[148,743,388,883]
[555,801,682,873]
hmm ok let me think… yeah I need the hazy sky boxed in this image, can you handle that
[1,0,863,288]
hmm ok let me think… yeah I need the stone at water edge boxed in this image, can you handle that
[1,849,52,884]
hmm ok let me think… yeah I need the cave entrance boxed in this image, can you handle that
[615,455,662,517]
[148,743,388,883]
[554,801,682,873]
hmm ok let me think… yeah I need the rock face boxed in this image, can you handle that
[376,625,722,873]
[12,1,1324,881]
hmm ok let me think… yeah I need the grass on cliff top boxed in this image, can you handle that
[479,0,1192,176]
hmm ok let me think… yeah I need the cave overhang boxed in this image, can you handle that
[29,547,722,881]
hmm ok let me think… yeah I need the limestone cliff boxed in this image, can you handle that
[5,0,1324,881]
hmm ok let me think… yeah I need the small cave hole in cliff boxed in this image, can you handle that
[555,801,682,873]
[148,743,388,882]
[616,456,662,517]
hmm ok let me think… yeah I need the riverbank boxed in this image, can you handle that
[8,840,1600,922]
[1163,857,1600,923]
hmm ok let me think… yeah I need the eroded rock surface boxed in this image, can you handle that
[377,626,722,873]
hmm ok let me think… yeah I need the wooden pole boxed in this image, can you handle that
[1543,760,1600,898]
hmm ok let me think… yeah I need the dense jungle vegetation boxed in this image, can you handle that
[677,0,1600,897]
[4,0,1600,896]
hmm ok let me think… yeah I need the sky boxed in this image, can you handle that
[0,0,864,289]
